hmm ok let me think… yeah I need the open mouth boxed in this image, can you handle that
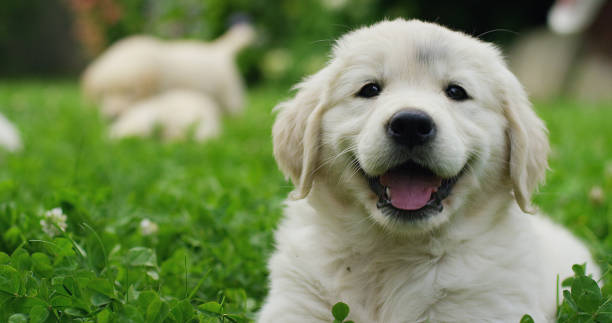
[366,161,462,221]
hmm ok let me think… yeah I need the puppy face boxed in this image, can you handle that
[273,19,549,234]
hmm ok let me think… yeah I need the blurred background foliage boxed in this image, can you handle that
[1,0,553,84]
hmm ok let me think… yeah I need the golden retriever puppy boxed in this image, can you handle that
[260,19,599,322]
[82,23,254,118]
[109,89,220,141]
[0,113,21,151]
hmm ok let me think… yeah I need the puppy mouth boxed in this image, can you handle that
[365,161,463,220]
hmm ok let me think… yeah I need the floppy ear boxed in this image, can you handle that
[272,67,334,199]
[502,70,550,213]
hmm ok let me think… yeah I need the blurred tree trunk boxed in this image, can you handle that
[0,0,84,76]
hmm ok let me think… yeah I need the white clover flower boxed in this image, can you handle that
[40,207,67,237]
[139,218,159,236]
[589,185,605,205]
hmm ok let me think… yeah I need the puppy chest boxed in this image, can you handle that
[333,252,540,322]
[333,254,447,319]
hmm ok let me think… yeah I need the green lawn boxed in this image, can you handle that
[0,81,610,322]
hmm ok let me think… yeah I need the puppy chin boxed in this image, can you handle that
[368,203,453,235]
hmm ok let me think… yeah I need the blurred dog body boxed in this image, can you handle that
[109,89,220,141]
[82,22,254,132]
[259,19,599,322]
[0,113,22,151]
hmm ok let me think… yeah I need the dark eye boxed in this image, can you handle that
[445,84,469,101]
[356,82,382,98]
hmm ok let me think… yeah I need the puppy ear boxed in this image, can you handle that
[502,70,550,213]
[272,68,333,199]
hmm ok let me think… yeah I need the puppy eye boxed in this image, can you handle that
[445,84,469,101]
[356,82,382,98]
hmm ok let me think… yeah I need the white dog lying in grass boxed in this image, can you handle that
[260,19,599,322]
[0,113,21,151]
[82,23,253,141]
[109,89,220,141]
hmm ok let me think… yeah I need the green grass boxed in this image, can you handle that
[535,101,612,261]
[0,81,610,322]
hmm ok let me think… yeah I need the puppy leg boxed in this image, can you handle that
[217,67,246,116]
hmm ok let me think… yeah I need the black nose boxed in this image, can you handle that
[387,110,436,148]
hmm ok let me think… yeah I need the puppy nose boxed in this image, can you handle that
[387,110,436,147]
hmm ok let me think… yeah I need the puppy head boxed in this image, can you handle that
[273,19,549,233]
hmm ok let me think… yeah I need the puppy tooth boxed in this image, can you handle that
[385,187,391,199]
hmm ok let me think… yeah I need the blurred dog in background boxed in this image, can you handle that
[82,20,254,141]
[108,89,220,141]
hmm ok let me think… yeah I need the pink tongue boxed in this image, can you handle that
[380,171,442,210]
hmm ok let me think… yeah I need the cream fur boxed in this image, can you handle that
[109,89,220,141]
[260,19,599,322]
[0,113,22,152]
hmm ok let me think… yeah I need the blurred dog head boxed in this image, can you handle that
[273,19,549,233]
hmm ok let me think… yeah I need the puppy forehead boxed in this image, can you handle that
[333,19,501,74]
